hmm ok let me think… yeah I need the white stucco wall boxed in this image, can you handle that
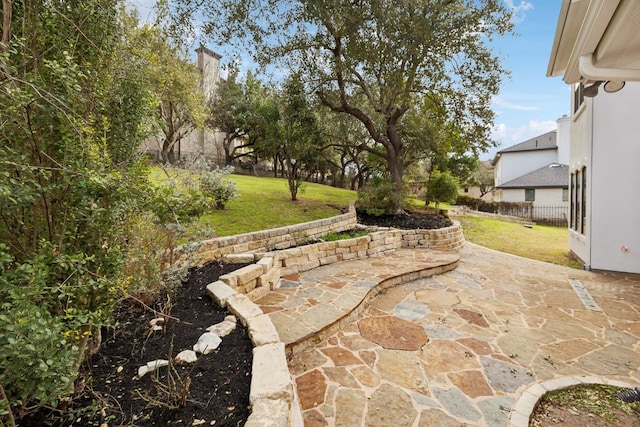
[589,82,640,273]
[556,115,571,165]
[499,188,565,205]
[495,150,558,188]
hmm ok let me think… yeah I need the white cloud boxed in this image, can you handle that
[504,0,534,23]
[492,119,557,147]
[492,96,539,111]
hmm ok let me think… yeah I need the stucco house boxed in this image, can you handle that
[491,116,570,207]
[547,0,640,274]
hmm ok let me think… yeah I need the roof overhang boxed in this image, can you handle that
[547,0,640,84]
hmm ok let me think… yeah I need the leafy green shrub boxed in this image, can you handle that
[199,165,239,210]
[357,177,400,215]
[426,171,459,209]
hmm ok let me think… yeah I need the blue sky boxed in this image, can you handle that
[127,0,570,160]
[487,1,569,160]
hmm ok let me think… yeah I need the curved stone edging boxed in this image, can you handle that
[200,216,465,427]
[508,376,640,426]
[285,255,460,355]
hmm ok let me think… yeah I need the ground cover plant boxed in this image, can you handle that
[530,384,640,426]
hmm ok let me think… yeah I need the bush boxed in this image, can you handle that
[426,171,459,209]
[356,178,400,215]
[199,166,239,210]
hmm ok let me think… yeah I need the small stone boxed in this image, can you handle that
[207,320,236,337]
[136,359,169,378]
[175,350,198,365]
[225,315,237,323]
[149,317,165,331]
[146,359,169,369]
[193,333,222,354]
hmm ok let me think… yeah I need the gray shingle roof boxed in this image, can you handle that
[497,163,569,189]
[498,130,557,154]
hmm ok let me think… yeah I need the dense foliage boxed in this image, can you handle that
[169,0,514,212]
[0,2,164,422]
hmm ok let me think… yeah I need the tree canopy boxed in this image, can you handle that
[171,0,514,211]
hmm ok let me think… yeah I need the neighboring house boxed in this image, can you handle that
[491,116,570,206]
[142,47,228,165]
[547,0,640,274]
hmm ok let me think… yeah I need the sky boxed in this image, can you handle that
[487,1,569,160]
[127,0,571,161]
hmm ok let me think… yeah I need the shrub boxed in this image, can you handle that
[426,171,459,209]
[356,177,400,215]
[199,165,239,210]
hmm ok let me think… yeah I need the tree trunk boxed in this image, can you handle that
[1,0,11,53]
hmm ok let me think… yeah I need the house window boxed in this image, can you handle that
[574,83,585,113]
[464,187,469,193]
[525,189,535,202]
[562,188,568,202]
[570,172,576,230]
[581,166,587,234]
[576,169,582,232]
[570,168,587,234]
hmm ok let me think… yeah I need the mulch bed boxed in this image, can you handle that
[20,210,452,426]
[357,210,453,229]
[21,262,253,427]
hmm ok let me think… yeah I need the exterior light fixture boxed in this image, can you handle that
[603,80,625,93]
[583,81,602,97]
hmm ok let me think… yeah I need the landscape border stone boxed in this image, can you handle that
[202,209,465,427]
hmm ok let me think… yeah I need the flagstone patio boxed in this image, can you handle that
[258,242,640,426]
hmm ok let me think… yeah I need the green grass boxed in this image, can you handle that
[452,215,580,268]
[192,174,356,237]
[148,167,576,267]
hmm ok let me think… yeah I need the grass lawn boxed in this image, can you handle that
[452,214,581,268]
[190,174,356,237]
[149,167,576,267]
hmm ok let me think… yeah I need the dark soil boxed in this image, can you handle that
[20,262,253,427]
[357,210,453,229]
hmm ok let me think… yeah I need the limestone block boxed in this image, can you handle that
[244,399,290,427]
[227,293,264,325]
[232,242,250,253]
[206,281,237,308]
[307,250,327,261]
[297,259,320,273]
[175,350,197,365]
[234,264,263,285]
[320,254,342,266]
[349,244,368,253]
[250,343,293,404]
[248,314,280,346]
[318,242,337,251]
[247,285,270,302]
[224,253,255,264]
[219,273,238,288]
[257,256,274,272]
[342,252,357,261]
[206,319,236,337]
[258,268,281,289]
[283,255,310,267]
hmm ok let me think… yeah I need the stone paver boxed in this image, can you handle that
[263,243,640,426]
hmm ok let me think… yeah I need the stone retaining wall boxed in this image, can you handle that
[183,204,357,266]
[201,217,464,427]
[212,223,464,296]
